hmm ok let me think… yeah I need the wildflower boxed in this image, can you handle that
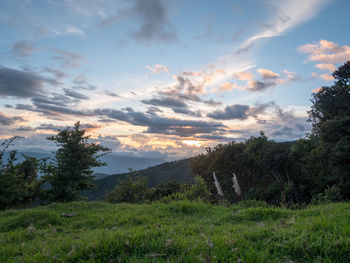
[213,171,223,196]
[232,172,241,196]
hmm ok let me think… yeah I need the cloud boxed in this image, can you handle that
[42,67,70,79]
[142,97,187,108]
[99,15,119,27]
[247,80,276,91]
[257,68,279,79]
[142,96,200,116]
[145,64,169,74]
[299,40,350,65]
[129,0,178,43]
[66,25,85,35]
[207,104,250,120]
[0,112,23,125]
[71,75,97,90]
[160,69,227,102]
[203,99,222,106]
[94,107,224,137]
[0,67,45,98]
[311,72,334,82]
[63,88,89,100]
[11,41,39,57]
[51,49,84,68]
[233,71,254,81]
[238,0,329,53]
[36,123,100,133]
[281,70,303,82]
[315,63,337,72]
[92,135,121,151]
[15,92,91,118]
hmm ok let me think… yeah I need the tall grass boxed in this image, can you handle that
[0,201,349,262]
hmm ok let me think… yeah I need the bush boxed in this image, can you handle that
[147,182,185,201]
[105,175,149,204]
[164,176,212,202]
[311,185,342,204]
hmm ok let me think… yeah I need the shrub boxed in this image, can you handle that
[105,175,149,204]
[311,185,342,204]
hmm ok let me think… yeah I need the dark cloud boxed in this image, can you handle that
[95,107,224,137]
[142,97,187,108]
[0,67,44,98]
[99,0,177,43]
[4,104,13,108]
[248,80,275,92]
[11,41,39,57]
[15,93,90,118]
[130,0,178,43]
[0,112,23,125]
[159,74,204,103]
[207,104,250,120]
[103,90,120,97]
[51,49,84,68]
[36,123,100,132]
[248,101,276,118]
[171,107,202,117]
[142,96,201,116]
[16,126,35,132]
[203,99,222,106]
[63,88,89,100]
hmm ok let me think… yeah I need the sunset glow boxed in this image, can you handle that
[0,0,349,160]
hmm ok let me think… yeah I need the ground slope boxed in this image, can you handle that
[0,202,349,262]
[85,158,193,200]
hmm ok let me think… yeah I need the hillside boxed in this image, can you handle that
[84,158,194,200]
[0,201,349,262]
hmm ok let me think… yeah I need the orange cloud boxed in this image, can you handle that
[299,40,350,64]
[233,71,254,81]
[257,68,280,79]
[315,63,336,72]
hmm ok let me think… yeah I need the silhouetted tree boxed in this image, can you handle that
[309,61,350,198]
[42,122,110,202]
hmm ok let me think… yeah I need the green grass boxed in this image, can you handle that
[0,202,349,262]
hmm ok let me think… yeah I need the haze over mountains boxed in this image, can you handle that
[3,150,166,175]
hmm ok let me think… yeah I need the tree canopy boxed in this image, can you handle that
[42,122,110,202]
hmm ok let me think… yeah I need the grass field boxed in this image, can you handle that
[0,201,349,262]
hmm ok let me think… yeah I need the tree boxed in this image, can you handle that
[42,122,110,202]
[308,61,350,199]
[0,137,40,210]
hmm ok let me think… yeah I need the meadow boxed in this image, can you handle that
[0,201,349,262]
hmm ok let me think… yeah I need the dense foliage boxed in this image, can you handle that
[41,122,110,202]
[0,138,40,210]
[105,174,211,203]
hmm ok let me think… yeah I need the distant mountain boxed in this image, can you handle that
[94,154,166,174]
[84,158,194,201]
[2,151,166,175]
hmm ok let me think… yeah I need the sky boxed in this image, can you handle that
[0,0,350,160]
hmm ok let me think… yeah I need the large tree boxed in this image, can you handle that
[308,61,350,198]
[43,122,110,202]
